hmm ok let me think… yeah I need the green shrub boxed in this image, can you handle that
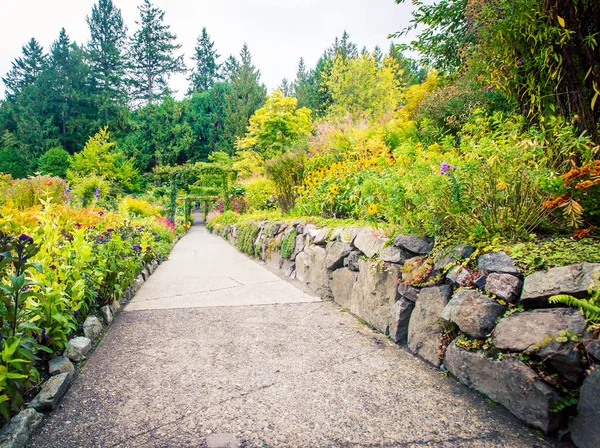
[119,196,162,218]
[265,151,305,212]
[244,178,276,211]
[37,147,72,178]
[281,230,297,259]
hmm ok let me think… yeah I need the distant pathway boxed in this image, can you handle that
[29,216,555,447]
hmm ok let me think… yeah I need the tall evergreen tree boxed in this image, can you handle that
[221,55,239,81]
[2,38,47,97]
[86,0,128,109]
[46,28,96,151]
[187,27,222,95]
[327,31,358,60]
[128,0,185,104]
[279,78,292,96]
[222,43,266,155]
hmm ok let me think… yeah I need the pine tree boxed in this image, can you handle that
[128,0,185,104]
[222,43,266,155]
[221,55,239,81]
[2,38,47,97]
[187,27,222,95]
[279,78,292,96]
[327,31,358,60]
[46,28,96,151]
[86,0,128,107]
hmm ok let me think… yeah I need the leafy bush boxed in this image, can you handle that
[265,150,306,213]
[119,196,162,218]
[68,175,112,208]
[37,147,72,178]
[244,178,276,211]
[1,175,67,210]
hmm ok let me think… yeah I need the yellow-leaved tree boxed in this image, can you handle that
[236,89,312,159]
[325,53,403,119]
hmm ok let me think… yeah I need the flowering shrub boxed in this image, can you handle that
[0,194,183,423]
[119,196,162,218]
[0,175,67,210]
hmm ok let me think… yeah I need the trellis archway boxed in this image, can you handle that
[153,162,238,224]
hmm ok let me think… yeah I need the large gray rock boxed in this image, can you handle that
[312,228,329,245]
[267,249,283,270]
[100,305,113,324]
[343,250,361,272]
[445,342,560,433]
[291,234,306,260]
[441,289,506,339]
[397,284,420,302]
[570,368,600,448]
[295,245,331,298]
[433,244,476,271]
[485,273,522,303]
[393,234,432,255]
[331,268,357,309]
[521,263,600,308]
[389,298,415,344]
[446,266,472,286]
[353,227,388,258]
[83,315,103,340]
[325,242,352,270]
[48,356,74,376]
[65,336,92,362]
[29,372,72,412]
[407,285,453,366]
[350,259,399,334]
[339,227,359,244]
[0,408,43,448]
[477,252,519,274]
[379,246,407,264]
[493,309,586,381]
[281,258,295,278]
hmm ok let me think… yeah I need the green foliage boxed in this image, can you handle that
[68,128,141,194]
[1,175,67,210]
[236,222,260,255]
[0,147,28,179]
[244,178,276,211]
[280,230,297,259]
[222,43,267,155]
[507,238,600,275]
[187,27,222,94]
[37,147,72,178]
[265,151,306,213]
[236,89,312,158]
[128,0,185,104]
[118,196,162,218]
[325,53,402,119]
[549,279,600,325]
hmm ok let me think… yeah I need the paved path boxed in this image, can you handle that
[30,219,557,447]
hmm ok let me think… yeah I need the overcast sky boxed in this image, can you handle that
[0,0,416,99]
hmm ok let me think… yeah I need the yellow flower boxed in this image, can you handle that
[367,203,379,215]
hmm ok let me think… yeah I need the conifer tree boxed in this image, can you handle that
[2,38,47,97]
[221,55,239,81]
[222,43,266,154]
[128,0,185,104]
[86,0,128,106]
[187,27,222,95]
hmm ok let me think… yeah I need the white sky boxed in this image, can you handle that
[0,0,416,99]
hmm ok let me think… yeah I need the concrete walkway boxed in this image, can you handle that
[29,219,557,447]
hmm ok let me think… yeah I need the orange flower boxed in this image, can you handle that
[45,181,54,186]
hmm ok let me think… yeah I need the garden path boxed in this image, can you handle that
[29,216,556,447]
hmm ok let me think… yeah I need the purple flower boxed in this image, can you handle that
[74,310,81,318]
[64,188,71,195]
[517,57,523,66]
[486,85,494,92]
[18,234,34,244]
[132,245,142,253]
[80,196,85,203]
[94,188,101,200]
[41,328,49,341]
[440,162,457,176]
[50,264,57,270]
[107,228,114,233]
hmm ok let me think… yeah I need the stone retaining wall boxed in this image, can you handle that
[215,220,600,447]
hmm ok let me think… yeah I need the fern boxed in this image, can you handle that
[549,292,600,323]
